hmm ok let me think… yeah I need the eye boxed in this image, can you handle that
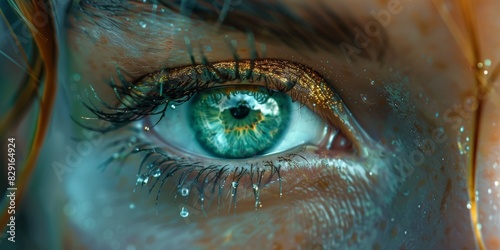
[149,85,334,159]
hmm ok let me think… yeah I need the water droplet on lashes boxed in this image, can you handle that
[466,202,472,209]
[181,187,189,197]
[232,181,239,188]
[144,126,150,131]
[170,104,176,109]
[136,175,149,185]
[180,207,189,218]
[152,169,161,178]
[252,184,259,191]
[139,21,147,28]
[370,80,375,85]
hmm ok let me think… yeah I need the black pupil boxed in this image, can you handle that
[230,104,251,119]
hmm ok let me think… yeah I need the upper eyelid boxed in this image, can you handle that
[82,59,377,161]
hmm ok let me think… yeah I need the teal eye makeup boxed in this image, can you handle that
[189,87,291,158]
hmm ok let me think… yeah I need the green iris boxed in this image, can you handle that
[189,87,291,158]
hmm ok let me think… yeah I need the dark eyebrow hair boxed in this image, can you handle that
[78,0,388,62]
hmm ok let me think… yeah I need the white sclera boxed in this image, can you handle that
[151,98,327,158]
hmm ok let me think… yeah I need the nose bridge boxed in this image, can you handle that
[462,0,500,248]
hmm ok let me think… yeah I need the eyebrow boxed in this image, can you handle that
[77,0,388,62]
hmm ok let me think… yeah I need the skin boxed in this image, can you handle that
[10,0,500,249]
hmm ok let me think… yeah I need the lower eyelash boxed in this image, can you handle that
[97,126,294,217]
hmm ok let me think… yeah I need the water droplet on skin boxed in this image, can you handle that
[435,112,439,118]
[390,218,395,222]
[370,80,375,85]
[485,59,492,67]
[129,203,135,209]
[181,187,189,197]
[180,207,189,218]
[71,73,81,81]
[459,126,465,133]
[152,4,158,10]
[466,203,472,209]
[205,45,213,52]
[488,189,492,194]
[152,169,161,178]
[403,190,410,196]
[112,153,119,159]
[360,94,368,103]
[495,181,499,187]
[170,104,176,109]
[139,21,147,28]
[477,223,482,231]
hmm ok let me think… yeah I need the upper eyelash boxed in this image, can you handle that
[79,58,307,133]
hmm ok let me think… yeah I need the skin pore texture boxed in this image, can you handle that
[16,0,500,249]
